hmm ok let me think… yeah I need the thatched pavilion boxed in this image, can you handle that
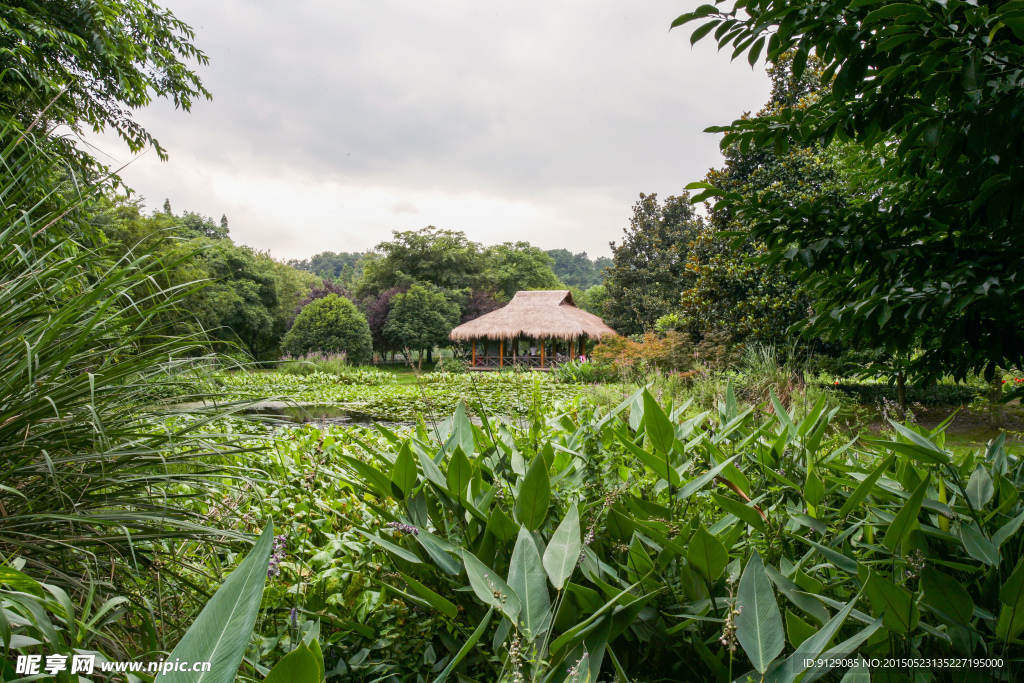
[449,290,617,369]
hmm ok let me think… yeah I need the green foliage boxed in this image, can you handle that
[283,293,372,365]
[163,524,274,683]
[484,241,562,300]
[217,368,583,422]
[383,284,461,357]
[546,249,611,289]
[94,196,320,361]
[288,250,365,284]
[327,386,1024,682]
[357,227,488,298]
[674,0,1024,385]
[0,0,209,161]
[0,129,258,592]
[603,192,702,334]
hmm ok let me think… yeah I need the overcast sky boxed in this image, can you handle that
[88,0,770,261]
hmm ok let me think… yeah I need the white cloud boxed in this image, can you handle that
[88,0,770,260]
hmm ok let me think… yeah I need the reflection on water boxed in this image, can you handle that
[243,403,406,428]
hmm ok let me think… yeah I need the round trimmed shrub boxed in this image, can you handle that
[282,294,372,365]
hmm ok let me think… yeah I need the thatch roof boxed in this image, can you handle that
[449,290,617,342]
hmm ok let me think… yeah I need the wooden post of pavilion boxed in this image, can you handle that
[499,339,504,367]
[472,339,476,368]
[540,340,545,369]
[570,337,576,361]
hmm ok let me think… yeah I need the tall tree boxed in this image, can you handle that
[0,0,209,162]
[357,227,487,298]
[383,284,461,366]
[603,192,702,335]
[546,249,611,289]
[484,241,562,299]
[675,0,1024,385]
[673,56,846,347]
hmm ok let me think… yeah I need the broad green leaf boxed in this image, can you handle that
[838,454,895,517]
[735,551,784,674]
[445,401,476,456]
[882,474,928,552]
[414,530,462,575]
[357,530,423,565]
[961,521,999,566]
[804,470,825,509]
[838,658,870,683]
[994,510,1024,547]
[0,566,44,598]
[677,455,739,499]
[514,452,551,531]
[163,523,274,683]
[628,388,645,431]
[966,465,994,510]
[886,421,951,464]
[710,492,766,534]
[864,569,918,634]
[433,607,494,683]
[508,528,551,640]
[418,450,448,490]
[803,619,883,683]
[341,455,394,499]
[920,567,973,627]
[487,507,521,543]
[997,559,1024,641]
[263,642,321,683]
[399,572,458,620]
[768,593,861,683]
[686,525,728,582]
[446,445,473,501]
[769,387,796,435]
[615,428,680,486]
[463,550,520,623]
[642,389,675,454]
[764,563,831,625]
[792,536,858,574]
[786,609,816,649]
[390,441,417,500]
[543,504,582,590]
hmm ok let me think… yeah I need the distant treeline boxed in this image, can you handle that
[289,248,609,291]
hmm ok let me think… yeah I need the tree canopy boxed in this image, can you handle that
[546,249,611,289]
[671,56,847,348]
[675,0,1024,384]
[0,0,210,160]
[603,192,702,335]
[282,293,372,364]
[484,241,562,300]
[357,227,488,298]
[383,284,461,362]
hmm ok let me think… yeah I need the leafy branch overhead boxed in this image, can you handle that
[674,0,1024,385]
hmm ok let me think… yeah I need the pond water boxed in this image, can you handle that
[242,402,409,428]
